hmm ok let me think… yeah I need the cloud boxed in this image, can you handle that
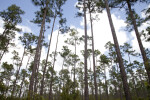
[43,10,128,72]
[17,25,32,33]
[91,11,128,53]
[141,4,150,18]
[131,21,150,53]
[1,7,148,73]
[0,19,33,70]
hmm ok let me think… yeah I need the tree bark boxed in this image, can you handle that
[29,1,48,97]
[104,0,132,100]
[11,47,26,96]
[33,29,44,96]
[89,6,98,100]
[19,72,26,98]
[49,30,60,100]
[99,79,102,100]
[40,14,57,96]
[74,39,76,85]
[104,66,109,100]
[126,0,150,84]
[83,0,89,100]
[33,60,40,93]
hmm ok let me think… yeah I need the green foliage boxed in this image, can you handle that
[0,62,14,81]
[31,7,53,25]
[142,26,150,42]
[0,81,7,99]
[0,1,150,100]
[0,4,24,24]
[19,33,38,49]
[125,10,143,32]
[143,7,150,22]
[60,79,80,100]
[100,54,110,65]
[0,4,24,57]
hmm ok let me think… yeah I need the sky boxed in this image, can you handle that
[0,0,150,74]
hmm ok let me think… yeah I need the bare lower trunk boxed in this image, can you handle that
[49,30,59,100]
[82,89,84,100]
[104,67,109,100]
[29,1,48,97]
[19,73,26,98]
[104,0,131,100]
[29,4,48,98]
[49,74,53,100]
[90,67,94,99]
[91,77,94,99]
[74,39,76,86]
[33,61,40,93]
[83,0,89,99]
[99,79,102,100]
[119,84,123,100]
[11,47,25,96]
[33,36,43,94]
[114,83,118,99]
[126,0,150,84]
[89,8,98,100]
[40,14,56,96]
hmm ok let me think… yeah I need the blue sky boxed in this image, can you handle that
[0,0,81,36]
[0,0,147,35]
[0,0,150,72]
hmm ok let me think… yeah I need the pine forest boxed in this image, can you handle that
[0,0,150,100]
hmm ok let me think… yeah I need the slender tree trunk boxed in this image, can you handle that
[40,14,57,96]
[82,88,84,100]
[49,74,53,100]
[83,0,89,99]
[104,66,109,100]
[119,84,123,100]
[104,0,131,100]
[61,59,65,88]
[89,68,94,99]
[19,73,26,98]
[74,39,76,85]
[89,7,98,100]
[18,56,31,97]
[11,47,26,96]
[126,0,150,84]
[114,83,118,99]
[29,1,48,97]
[99,79,102,100]
[62,59,64,70]
[34,28,45,95]
[89,57,91,69]
[33,61,40,94]
[49,30,60,100]
[139,75,147,97]
[91,76,94,99]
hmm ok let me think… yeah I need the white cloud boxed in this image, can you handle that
[141,4,150,18]
[1,8,149,73]
[131,21,150,53]
[17,25,32,33]
[0,20,33,70]
[43,10,128,72]
[91,11,127,53]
